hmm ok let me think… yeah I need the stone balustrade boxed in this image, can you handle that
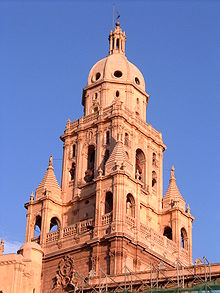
[138,222,187,262]
[44,218,94,246]
[166,237,178,251]
[43,217,188,264]
[126,215,135,227]
[102,212,112,225]
[79,218,94,233]
[63,224,77,238]
[46,231,59,243]
[181,247,188,259]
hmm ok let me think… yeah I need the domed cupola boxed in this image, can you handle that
[82,22,149,120]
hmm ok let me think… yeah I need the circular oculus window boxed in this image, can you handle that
[91,72,101,83]
[135,77,140,85]
[114,70,123,78]
[95,72,101,81]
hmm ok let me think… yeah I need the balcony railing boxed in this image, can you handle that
[126,215,135,227]
[79,218,94,233]
[102,212,112,225]
[45,218,94,245]
[46,230,59,243]
[63,224,77,238]
[43,216,188,263]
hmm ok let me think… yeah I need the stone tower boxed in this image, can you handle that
[24,22,194,292]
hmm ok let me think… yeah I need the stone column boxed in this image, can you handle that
[94,175,103,238]
[40,196,50,245]
[25,194,34,242]
[91,244,101,276]
[171,210,180,248]
[95,126,103,177]
[113,172,125,233]
[73,133,83,197]
[135,181,141,242]
[61,139,71,200]
[188,217,193,264]
[158,148,164,212]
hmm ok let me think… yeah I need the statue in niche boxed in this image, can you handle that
[69,162,76,181]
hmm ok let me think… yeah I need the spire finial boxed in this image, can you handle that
[0,239,4,255]
[116,10,120,27]
[49,155,53,167]
[66,118,71,130]
[186,204,191,213]
[171,165,175,179]
[30,191,34,202]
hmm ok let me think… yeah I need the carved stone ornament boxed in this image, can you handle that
[52,255,75,292]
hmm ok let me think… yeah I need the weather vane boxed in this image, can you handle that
[112,0,120,29]
[116,10,120,21]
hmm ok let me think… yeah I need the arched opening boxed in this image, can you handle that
[93,106,98,113]
[34,215,42,238]
[103,149,110,175]
[135,149,146,183]
[106,131,110,145]
[152,152,156,166]
[126,194,135,217]
[69,162,76,181]
[50,217,60,232]
[85,145,95,182]
[152,171,157,188]
[181,228,188,249]
[105,192,113,214]
[104,149,110,165]
[163,226,172,240]
[124,133,129,146]
[116,90,120,97]
[116,38,119,49]
[73,144,76,158]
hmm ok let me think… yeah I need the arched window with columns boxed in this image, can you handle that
[49,217,60,232]
[105,192,113,214]
[124,133,129,146]
[34,215,42,238]
[163,226,172,240]
[181,227,188,249]
[152,171,157,189]
[126,194,135,217]
[84,145,95,182]
[135,149,146,184]
[106,131,110,145]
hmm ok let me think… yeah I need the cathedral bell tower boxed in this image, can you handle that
[24,22,194,292]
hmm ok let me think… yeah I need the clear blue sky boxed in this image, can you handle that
[0,0,220,262]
